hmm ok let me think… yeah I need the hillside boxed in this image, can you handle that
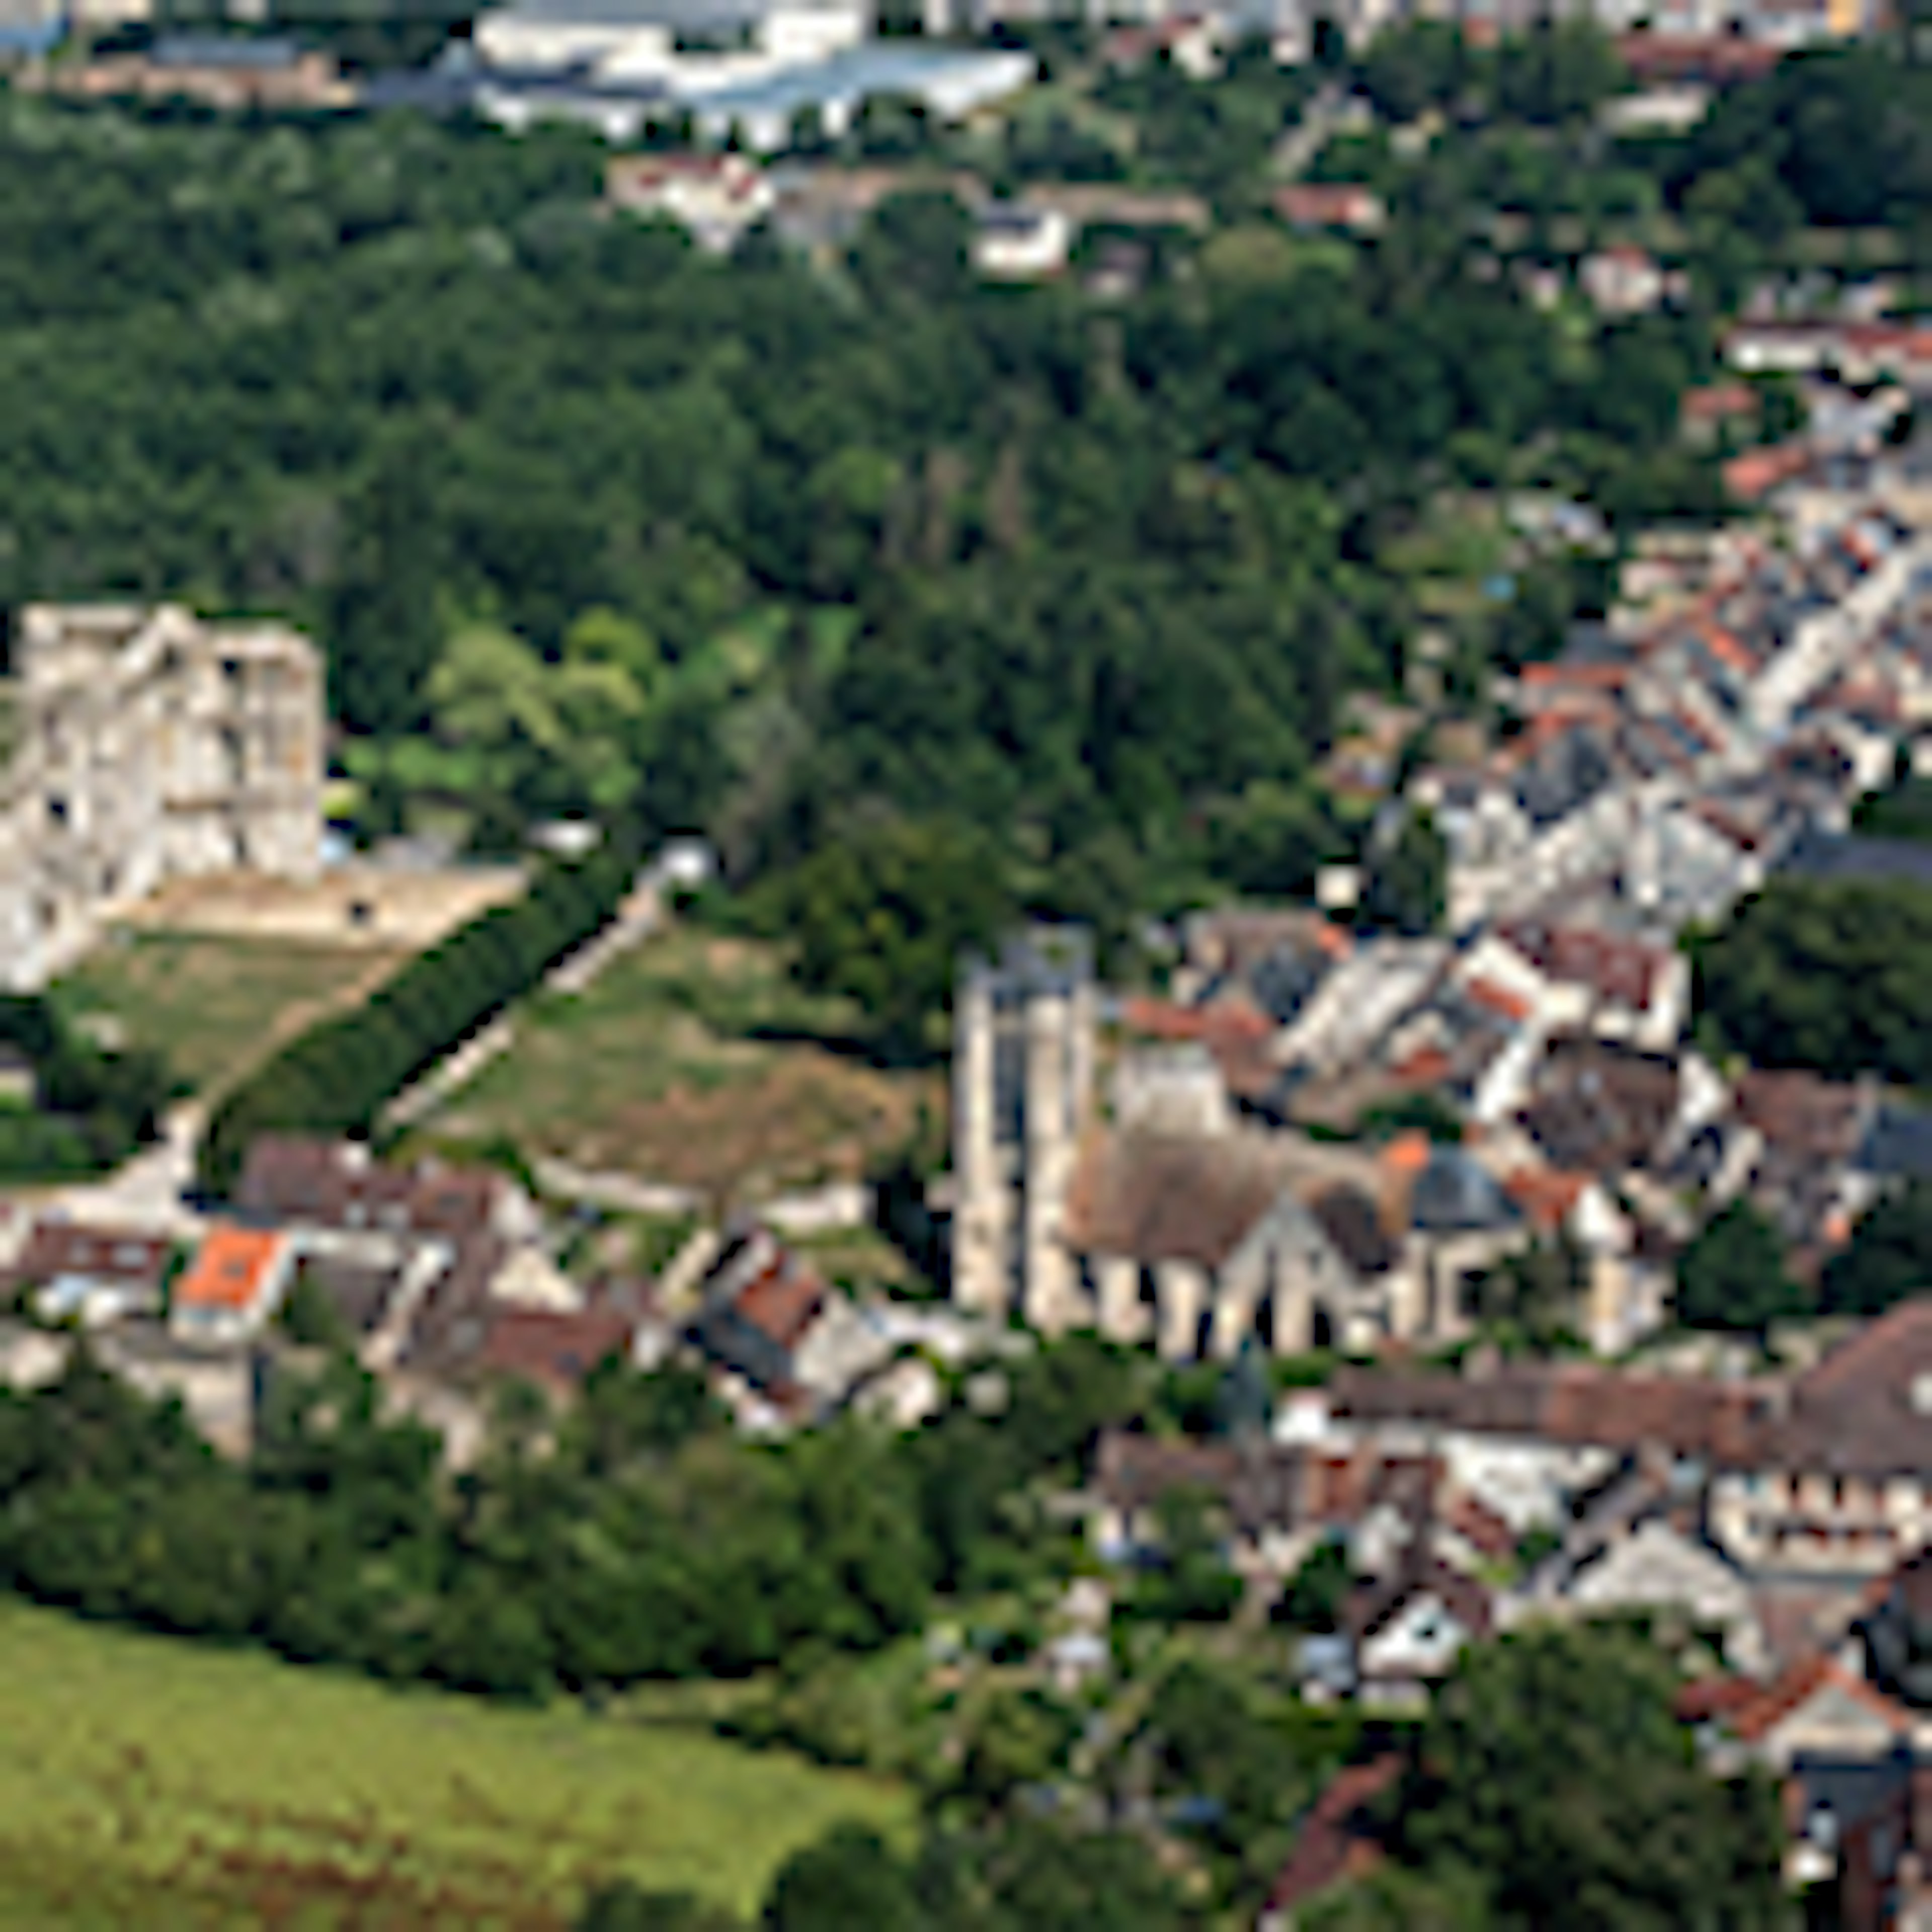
[0,1600,909,1928]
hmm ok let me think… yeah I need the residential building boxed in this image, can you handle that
[1258,1759,1402,1931]
[972,202,1073,280]
[1579,245,1679,317]
[1346,1556,1496,1707]
[38,36,355,109]
[688,1222,828,1399]
[605,150,775,252]
[171,1225,295,1345]
[1273,183,1386,234]
[1,1221,173,1328]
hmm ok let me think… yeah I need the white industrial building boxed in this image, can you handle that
[471,0,1033,151]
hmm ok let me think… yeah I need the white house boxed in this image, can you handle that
[973,202,1072,280]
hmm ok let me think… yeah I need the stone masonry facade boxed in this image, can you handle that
[0,604,324,988]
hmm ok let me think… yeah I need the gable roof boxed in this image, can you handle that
[1773,1300,1932,1475]
[1331,1361,1775,1464]
[1724,1653,1912,1748]
[1062,1131,1297,1271]
[237,1135,503,1237]
[1734,1069,1867,1162]
[1494,919,1674,1013]
[1348,1555,1495,1649]
[1064,1129,1409,1275]
[1518,1035,1681,1176]
[0,1222,171,1291]
[1263,1757,1401,1916]
[474,1303,635,1394]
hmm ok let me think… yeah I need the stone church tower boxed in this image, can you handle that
[950,927,1095,1332]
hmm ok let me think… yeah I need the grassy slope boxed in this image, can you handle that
[0,1599,909,1928]
[52,933,409,1097]
[428,929,938,1205]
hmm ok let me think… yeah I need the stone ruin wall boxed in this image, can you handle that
[0,604,324,989]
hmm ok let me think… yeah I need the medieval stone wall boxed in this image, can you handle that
[0,604,323,989]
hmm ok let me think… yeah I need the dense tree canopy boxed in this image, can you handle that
[0,90,1717,943]
[1672,1199,1805,1337]
[1663,48,1932,235]
[1388,1626,1790,1930]
[1692,880,1932,1088]
[0,1327,1164,1703]
[1821,1182,1932,1317]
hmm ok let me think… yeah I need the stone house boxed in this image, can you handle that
[1531,1515,1767,1674]
[1708,1304,1932,1581]
[0,1220,174,1328]
[170,1225,295,1346]
[973,203,1074,281]
[605,151,775,254]
[1345,1556,1495,1708]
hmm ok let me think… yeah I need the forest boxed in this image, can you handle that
[1691,876,1932,1091]
[0,80,1724,935]
[0,1330,1167,1699]
[579,1623,1789,1932]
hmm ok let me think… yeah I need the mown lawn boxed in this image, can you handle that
[52,933,410,1098]
[429,928,939,1208]
[0,1599,910,1928]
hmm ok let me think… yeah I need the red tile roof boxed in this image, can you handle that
[175,1225,287,1314]
[1674,1674,1761,1725]
[0,1222,171,1291]
[1264,1757,1402,1915]
[1502,1166,1586,1232]
[1332,1361,1775,1464]
[1273,183,1384,230]
[1465,975,1533,1024]
[1724,1653,1911,1747]
[1724,442,1812,501]
[475,1304,635,1393]
[1496,919,1673,1013]
[731,1256,826,1353]
[1117,994,1273,1044]
[1681,383,1758,427]
[1617,31,1784,84]
[1389,1045,1455,1088]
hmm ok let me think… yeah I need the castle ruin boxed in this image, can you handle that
[0,604,324,988]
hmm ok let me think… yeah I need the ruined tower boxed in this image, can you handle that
[0,604,323,988]
[950,926,1095,1333]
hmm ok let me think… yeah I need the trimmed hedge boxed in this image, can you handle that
[198,830,642,1196]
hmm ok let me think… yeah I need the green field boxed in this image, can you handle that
[428,928,939,1208]
[0,1599,909,1928]
[53,934,409,1098]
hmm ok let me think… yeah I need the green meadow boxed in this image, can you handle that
[0,1600,909,1928]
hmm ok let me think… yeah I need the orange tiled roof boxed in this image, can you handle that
[1465,976,1534,1024]
[175,1225,286,1312]
[1726,1653,1911,1746]
[1380,1131,1433,1177]
[1118,994,1274,1043]
[1502,1167,1586,1231]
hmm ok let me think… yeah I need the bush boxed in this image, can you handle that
[199,829,643,1195]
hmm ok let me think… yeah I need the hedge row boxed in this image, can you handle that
[198,831,642,1196]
